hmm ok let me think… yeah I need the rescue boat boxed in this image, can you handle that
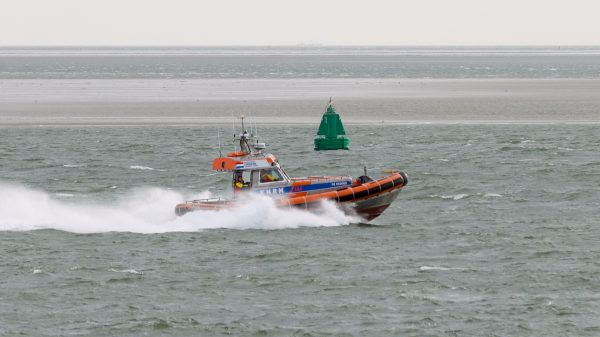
[175,120,408,221]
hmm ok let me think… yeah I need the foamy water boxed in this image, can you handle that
[0,183,356,234]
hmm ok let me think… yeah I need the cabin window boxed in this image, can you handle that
[259,169,282,183]
[242,170,252,184]
[233,170,253,189]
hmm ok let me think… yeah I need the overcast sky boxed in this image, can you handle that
[2,0,599,46]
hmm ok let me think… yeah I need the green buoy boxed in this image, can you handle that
[314,99,350,151]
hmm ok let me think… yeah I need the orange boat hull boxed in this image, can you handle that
[175,172,407,221]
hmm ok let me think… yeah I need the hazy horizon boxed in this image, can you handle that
[3,45,600,47]
[3,0,600,46]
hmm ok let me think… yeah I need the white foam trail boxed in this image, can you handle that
[0,183,356,234]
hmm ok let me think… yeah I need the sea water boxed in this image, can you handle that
[1,47,600,336]
[2,46,600,79]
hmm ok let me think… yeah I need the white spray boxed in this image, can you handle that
[0,183,357,234]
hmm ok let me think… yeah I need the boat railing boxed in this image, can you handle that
[297,175,353,181]
[189,197,228,204]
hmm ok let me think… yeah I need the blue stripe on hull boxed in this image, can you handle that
[254,180,352,196]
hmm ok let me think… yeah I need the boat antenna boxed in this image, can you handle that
[231,112,236,151]
[245,111,250,135]
[217,128,222,157]
[246,111,251,135]
[252,113,258,140]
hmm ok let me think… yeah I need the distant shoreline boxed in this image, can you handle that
[1,78,600,126]
[2,121,600,128]
[2,45,600,55]
[3,78,600,102]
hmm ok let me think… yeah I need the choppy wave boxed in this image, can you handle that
[129,165,155,171]
[0,183,356,234]
[432,193,469,201]
[419,266,467,272]
[109,268,144,275]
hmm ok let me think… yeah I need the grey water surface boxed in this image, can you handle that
[1,47,600,336]
[2,46,600,79]
[1,124,600,336]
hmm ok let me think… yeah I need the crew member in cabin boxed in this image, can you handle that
[260,170,279,182]
[234,175,248,189]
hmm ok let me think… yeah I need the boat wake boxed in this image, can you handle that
[0,183,357,234]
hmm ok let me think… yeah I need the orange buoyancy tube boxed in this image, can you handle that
[280,172,406,208]
[227,151,249,157]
